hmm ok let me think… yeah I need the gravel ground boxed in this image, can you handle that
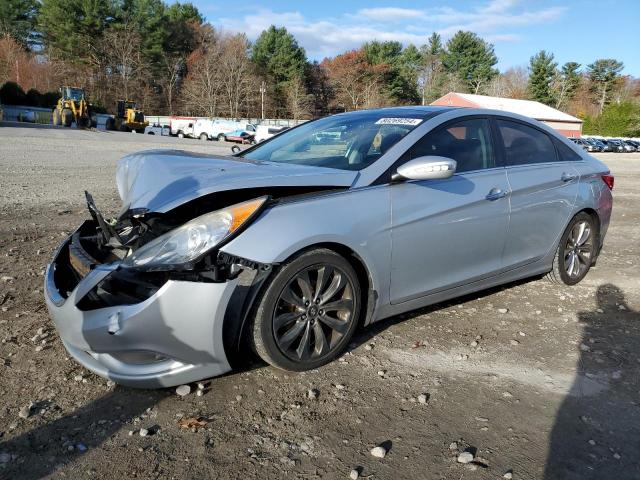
[0,124,638,480]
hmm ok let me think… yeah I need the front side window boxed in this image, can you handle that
[406,118,495,173]
[497,119,557,166]
[241,112,437,171]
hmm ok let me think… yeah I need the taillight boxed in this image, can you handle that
[601,174,614,190]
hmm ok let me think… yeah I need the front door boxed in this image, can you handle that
[390,117,510,304]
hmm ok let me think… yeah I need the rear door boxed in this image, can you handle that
[390,117,510,303]
[496,118,579,268]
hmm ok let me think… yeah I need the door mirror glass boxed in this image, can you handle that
[394,156,457,181]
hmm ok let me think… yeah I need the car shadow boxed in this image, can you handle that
[543,284,640,479]
[0,388,163,479]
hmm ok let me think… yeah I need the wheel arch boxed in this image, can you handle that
[575,207,601,256]
[222,241,379,367]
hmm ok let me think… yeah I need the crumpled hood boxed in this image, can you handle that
[116,150,359,213]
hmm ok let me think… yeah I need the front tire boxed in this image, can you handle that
[251,249,361,372]
[217,133,225,142]
[200,133,208,141]
[62,109,73,127]
[547,212,597,285]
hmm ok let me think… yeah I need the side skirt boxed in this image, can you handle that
[373,257,552,323]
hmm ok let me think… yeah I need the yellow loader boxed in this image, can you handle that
[52,86,92,128]
[105,100,148,133]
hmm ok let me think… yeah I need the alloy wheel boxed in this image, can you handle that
[564,220,593,279]
[273,264,356,362]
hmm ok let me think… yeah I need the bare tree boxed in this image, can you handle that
[487,67,529,99]
[322,49,387,111]
[101,24,143,100]
[285,75,311,120]
[160,52,186,115]
[218,34,251,119]
[182,26,223,116]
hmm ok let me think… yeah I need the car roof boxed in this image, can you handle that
[333,105,459,118]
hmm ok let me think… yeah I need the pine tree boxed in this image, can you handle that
[554,61,581,109]
[442,31,498,94]
[419,32,445,104]
[587,58,624,114]
[528,50,557,105]
[0,0,39,47]
[39,0,114,62]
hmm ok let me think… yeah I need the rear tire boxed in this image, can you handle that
[178,132,184,139]
[546,212,597,285]
[251,249,361,372]
[200,133,208,141]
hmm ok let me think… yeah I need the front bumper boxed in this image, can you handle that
[44,235,238,388]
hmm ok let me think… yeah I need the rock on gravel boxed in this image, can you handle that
[457,451,474,464]
[176,385,191,396]
[349,468,360,479]
[371,445,387,458]
[307,388,319,400]
[417,393,429,404]
[139,428,149,437]
[0,452,11,463]
[18,404,32,419]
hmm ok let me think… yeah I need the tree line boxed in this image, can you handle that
[0,0,638,135]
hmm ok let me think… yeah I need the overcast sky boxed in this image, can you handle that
[194,0,639,76]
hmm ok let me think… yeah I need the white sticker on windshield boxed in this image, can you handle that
[375,118,423,126]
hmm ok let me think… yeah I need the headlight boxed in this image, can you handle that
[123,196,268,269]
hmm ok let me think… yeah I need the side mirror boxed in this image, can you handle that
[393,156,457,182]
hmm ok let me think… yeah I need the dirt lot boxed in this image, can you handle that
[0,125,638,480]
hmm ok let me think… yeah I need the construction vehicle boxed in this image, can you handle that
[105,100,148,133]
[52,86,92,128]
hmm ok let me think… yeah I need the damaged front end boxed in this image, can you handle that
[44,191,278,388]
[65,191,271,311]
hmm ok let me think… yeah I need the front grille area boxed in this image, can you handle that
[76,269,168,311]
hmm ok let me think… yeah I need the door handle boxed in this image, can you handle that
[561,172,578,182]
[486,188,507,201]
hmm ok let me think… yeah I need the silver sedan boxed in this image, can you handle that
[45,107,614,388]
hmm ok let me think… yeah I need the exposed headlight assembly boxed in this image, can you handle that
[123,196,268,269]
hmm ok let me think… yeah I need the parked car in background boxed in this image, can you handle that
[45,106,613,388]
[622,140,638,152]
[224,129,256,144]
[572,138,599,152]
[255,125,288,143]
[194,119,256,141]
[605,139,625,153]
[591,139,611,152]
[144,124,170,136]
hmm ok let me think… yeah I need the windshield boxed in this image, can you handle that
[241,111,432,171]
[64,88,84,101]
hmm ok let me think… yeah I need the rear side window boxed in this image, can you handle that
[408,118,495,173]
[497,119,557,166]
[554,139,582,161]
